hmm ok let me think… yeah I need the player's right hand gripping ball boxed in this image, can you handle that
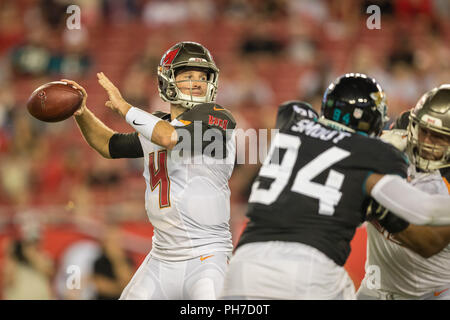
[27,81,83,122]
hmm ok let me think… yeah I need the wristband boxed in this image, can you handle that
[125,107,162,141]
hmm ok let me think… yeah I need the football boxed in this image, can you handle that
[27,81,83,122]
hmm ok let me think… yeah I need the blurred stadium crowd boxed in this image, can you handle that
[0,0,448,299]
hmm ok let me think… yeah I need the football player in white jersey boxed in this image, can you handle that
[358,84,450,300]
[66,42,236,299]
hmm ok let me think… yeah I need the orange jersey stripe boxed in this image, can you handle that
[443,177,450,195]
[178,119,192,125]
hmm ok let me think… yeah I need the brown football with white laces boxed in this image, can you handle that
[27,81,83,122]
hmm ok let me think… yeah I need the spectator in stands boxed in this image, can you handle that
[361,0,394,17]
[39,0,69,28]
[2,217,54,300]
[395,0,434,20]
[239,21,285,57]
[0,82,15,136]
[121,63,152,109]
[0,1,25,55]
[10,25,53,77]
[0,109,35,205]
[54,240,102,300]
[432,0,450,19]
[48,29,92,79]
[216,61,274,112]
[87,156,122,190]
[102,0,142,23]
[92,223,134,300]
[327,0,360,37]
[252,0,287,19]
[142,0,190,26]
[385,61,421,115]
[388,35,415,69]
[185,0,217,23]
[287,0,329,24]
[134,37,166,78]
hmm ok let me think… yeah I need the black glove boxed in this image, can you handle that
[366,198,410,234]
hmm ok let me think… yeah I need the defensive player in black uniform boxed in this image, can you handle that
[220,73,450,300]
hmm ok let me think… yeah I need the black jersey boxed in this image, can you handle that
[237,103,409,266]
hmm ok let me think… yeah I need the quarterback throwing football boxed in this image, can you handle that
[67,42,236,300]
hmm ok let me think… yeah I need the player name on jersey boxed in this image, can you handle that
[208,115,229,130]
[291,118,352,143]
[238,102,408,267]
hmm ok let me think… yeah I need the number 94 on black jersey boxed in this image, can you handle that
[237,102,408,267]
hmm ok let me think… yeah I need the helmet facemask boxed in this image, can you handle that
[407,116,450,171]
[176,66,218,108]
[406,84,450,172]
[157,42,219,109]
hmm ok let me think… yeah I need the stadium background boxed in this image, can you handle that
[0,0,448,299]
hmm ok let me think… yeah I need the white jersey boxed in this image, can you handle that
[364,167,450,297]
[138,117,235,261]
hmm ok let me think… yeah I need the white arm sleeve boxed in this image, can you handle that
[125,107,162,141]
[371,174,450,226]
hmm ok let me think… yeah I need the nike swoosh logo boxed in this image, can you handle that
[200,255,214,262]
[132,120,145,126]
[434,288,449,297]
[213,106,225,111]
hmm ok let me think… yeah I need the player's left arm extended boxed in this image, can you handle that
[97,72,178,150]
[366,173,450,226]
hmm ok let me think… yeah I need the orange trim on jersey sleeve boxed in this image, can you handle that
[443,177,450,195]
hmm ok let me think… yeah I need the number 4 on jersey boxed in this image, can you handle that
[249,133,350,216]
[149,150,171,208]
